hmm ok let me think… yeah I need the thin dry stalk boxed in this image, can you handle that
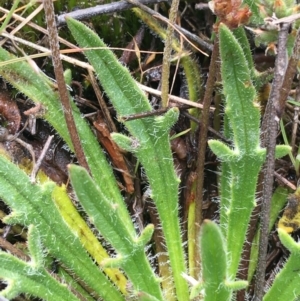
[43,0,89,171]
[254,23,290,301]
[194,37,220,275]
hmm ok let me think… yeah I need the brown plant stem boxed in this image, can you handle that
[30,135,54,182]
[253,23,290,301]
[160,0,180,107]
[193,37,219,275]
[181,111,230,143]
[87,69,117,133]
[0,236,30,261]
[43,0,89,172]
[276,27,300,118]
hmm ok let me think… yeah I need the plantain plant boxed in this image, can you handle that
[0,4,299,301]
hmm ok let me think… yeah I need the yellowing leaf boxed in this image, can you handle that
[52,184,128,294]
[278,188,300,234]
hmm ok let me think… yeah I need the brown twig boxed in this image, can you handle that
[181,111,230,143]
[274,171,297,190]
[42,0,89,172]
[159,0,180,107]
[30,135,54,182]
[193,37,219,275]
[276,27,300,119]
[0,236,30,261]
[254,23,290,301]
[120,107,170,121]
[87,69,117,133]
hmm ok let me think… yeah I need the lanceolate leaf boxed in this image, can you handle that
[69,164,163,300]
[0,46,136,239]
[199,220,231,301]
[66,17,189,301]
[0,251,80,301]
[211,24,266,278]
[51,184,127,293]
[0,155,124,301]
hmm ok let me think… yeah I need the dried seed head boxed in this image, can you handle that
[209,0,252,30]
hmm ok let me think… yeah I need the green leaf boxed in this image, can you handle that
[0,46,135,239]
[243,0,263,24]
[69,164,163,301]
[219,24,260,155]
[137,292,161,301]
[0,225,81,301]
[288,99,300,107]
[225,280,248,291]
[190,282,204,300]
[263,230,300,301]
[27,225,44,269]
[248,187,289,282]
[214,24,266,279]
[232,27,255,80]
[275,145,292,159]
[66,17,189,300]
[208,139,236,161]
[200,220,232,301]
[0,155,124,301]
[51,184,127,293]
